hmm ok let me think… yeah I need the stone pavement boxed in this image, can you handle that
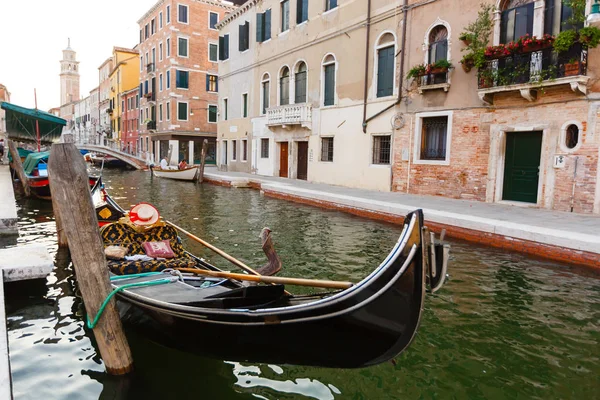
[0,165,18,235]
[203,167,600,268]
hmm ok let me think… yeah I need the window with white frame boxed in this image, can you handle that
[166,101,170,120]
[322,54,336,106]
[177,102,188,121]
[294,61,307,104]
[232,140,237,160]
[279,66,290,105]
[159,42,163,61]
[209,12,219,30]
[159,73,163,91]
[176,70,189,89]
[208,105,217,123]
[166,5,171,24]
[325,0,337,11]
[297,0,308,24]
[261,73,270,115]
[178,37,189,57]
[281,0,290,32]
[242,140,248,161]
[321,137,333,162]
[166,38,171,57]
[209,43,218,62]
[376,33,395,98]
[159,103,163,121]
[159,11,163,29]
[166,70,171,89]
[414,111,452,163]
[223,98,228,120]
[178,4,189,24]
[261,138,269,158]
[206,74,218,92]
[372,135,391,165]
[242,93,248,118]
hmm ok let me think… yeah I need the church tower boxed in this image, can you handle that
[60,39,80,106]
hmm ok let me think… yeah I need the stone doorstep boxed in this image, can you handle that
[0,244,54,283]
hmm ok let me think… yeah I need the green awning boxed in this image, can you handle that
[1,102,66,145]
[22,151,50,175]
[7,147,33,162]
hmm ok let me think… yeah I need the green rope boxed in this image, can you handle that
[87,277,176,329]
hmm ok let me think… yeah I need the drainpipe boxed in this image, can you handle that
[363,0,408,132]
[361,0,372,133]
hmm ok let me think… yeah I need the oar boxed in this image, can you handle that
[166,220,262,276]
[177,268,353,290]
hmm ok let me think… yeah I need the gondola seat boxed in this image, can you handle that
[100,222,197,275]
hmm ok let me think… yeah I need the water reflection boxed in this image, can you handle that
[5,169,600,399]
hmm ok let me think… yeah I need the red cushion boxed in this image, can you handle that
[142,240,176,259]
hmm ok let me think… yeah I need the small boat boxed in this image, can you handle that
[152,166,198,181]
[90,154,129,169]
[91,177,126,226]
[97,196,449,368]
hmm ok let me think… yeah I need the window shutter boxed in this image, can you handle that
[245,21,250,49]
[224,35,229,59]
[296,0,303,24]
[265,9,271,41]
[206,74,210,91]
[139,84,143,98]
[176,71,181,88]
[239,24,244,51]
[216,77,219,92]
[256,13,264,42]
[302,0,308,23]
[219,36,224,60]
[324,64,335,106]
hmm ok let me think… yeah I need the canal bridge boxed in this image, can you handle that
[75,144,149,170]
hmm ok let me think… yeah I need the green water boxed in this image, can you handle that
[5,168,600,399]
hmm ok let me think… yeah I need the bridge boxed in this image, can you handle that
[75,144,149,170]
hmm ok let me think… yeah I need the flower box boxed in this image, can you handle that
[564,61,581,77]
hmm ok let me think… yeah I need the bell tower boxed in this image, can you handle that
[60,38,80,106]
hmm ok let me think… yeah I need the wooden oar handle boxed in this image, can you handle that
[177,268,353,290]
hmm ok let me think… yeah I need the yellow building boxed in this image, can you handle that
[108,46,140,144]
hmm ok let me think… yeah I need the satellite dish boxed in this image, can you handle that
[391,113,405,130]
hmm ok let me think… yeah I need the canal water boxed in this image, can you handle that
[5,168,600,399]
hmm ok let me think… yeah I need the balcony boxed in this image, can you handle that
[147,120,156,130]
[144,92,155,102]
[416,69,450,94]
[266,103,312,129]
[146,63,155,74]
[107,108,113,115]
[477,43,588,105]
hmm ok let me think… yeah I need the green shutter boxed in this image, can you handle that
[377,46,394,97]
[265,9,271,40]
[256,13,264,42]
[324,64,335,106]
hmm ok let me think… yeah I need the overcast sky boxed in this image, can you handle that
[0,0,157,111]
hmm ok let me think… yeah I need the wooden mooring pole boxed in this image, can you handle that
[48,142,133,375]
[198,139,208,183]
[7,140,30,197]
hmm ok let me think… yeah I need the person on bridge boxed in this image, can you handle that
[160,157,169,170]
[178,159,188,170]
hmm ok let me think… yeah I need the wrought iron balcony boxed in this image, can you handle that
[147,120,156,130]
[266,103,312,129]
[146,63,155,73]
[478,43,588,104]
[417,68,451,94]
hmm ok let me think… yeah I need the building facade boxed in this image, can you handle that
[108,47,140,147]
[137,0,236,166]
[98,57,114,144]
[0,84,10,144]
[122,88,140,154]
[218,0,600,213]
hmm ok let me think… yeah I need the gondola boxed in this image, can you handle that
[91,177,126,226]
[96,191,449,368]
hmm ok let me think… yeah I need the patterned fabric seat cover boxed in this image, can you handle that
[101,223,197,275]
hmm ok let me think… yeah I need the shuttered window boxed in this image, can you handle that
[219,35,229,60]
[177,102,188,121]
[178,37,188,57]
[280,68,290,105]
[210,12,219,30]
[501,3,534,44]
[376,46,394,98]
[297,0,308,24]
[208,105,217,123]
[176,70,189,89]
[324,63,335,106]
[256,10,271,43]
[281,0,290,31]
[239,21,250,51]
[294,62,307,104]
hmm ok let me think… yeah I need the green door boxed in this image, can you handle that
[502,131,542,203]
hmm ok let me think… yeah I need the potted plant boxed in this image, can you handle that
[429,59,452,74]
[459,3,494,73]
[459,33,474,45]
[407,64,427,79]
[564,58,581,76]
[460,54,475,72]
[554,29,579,53]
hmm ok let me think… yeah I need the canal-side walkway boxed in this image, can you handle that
[0,165,18,235]
[203,168,600,268]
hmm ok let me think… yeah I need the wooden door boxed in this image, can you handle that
[297,142,308,180]
[502,131,542,203]
[279,142,289,178]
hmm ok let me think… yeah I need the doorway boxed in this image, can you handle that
[502,131,542,203]
[297,142,308,180]
[279,142,289,178]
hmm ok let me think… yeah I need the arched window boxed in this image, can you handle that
[322,54,336,106]
[376,32,396,98]
[279,67,290,105]
[565,124,579,149]
[428,26,448,64]
[294,62,307,104]
[544,0,583,37]
[500,0,535,43]
[261,73,270,115]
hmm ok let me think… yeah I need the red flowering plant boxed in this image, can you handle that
[517,33,555,51]
[484,34,555,59]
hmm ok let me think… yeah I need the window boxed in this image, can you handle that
[140,55,143,71]
[294,62,307,104]
[209,12,219,30]
[159,74,163,91]
[256,9,272,42]
[166,70,171,89]
[177,102,188,120]
[565,124,580,149]
[145,24,149,39]
[420,116,448,160]
[140,29,143,44]
[545,0,582,35]
[376,33,395,98]
[428,26,448,64]
[281,0,290,32]
[219,35,230,60]
[323,54,336,106]
[144,80,149,94]
[176,70,189,89]
[166,38,171,57]
[159,42,163,61]
[151,19,156,35]
[178,37,189,57]
[166,101,171,120]
[178,4,189,24]
[206,74,218,92]
[261,138,269,158]
[280,67,290,105]
[325,0,337,11]
[232,140,237,160]
[159,12,163,29]
[321,137,333,162]
[242,93,248,118]
[208,105,218,123]
[167,5,171,24]
[242,140,247,161]
[373,135,391,164]
[152,47,156,64]
[297,0,308,24]
[261,74,270,115]
[501,0,534,43]
[159,103,163,121]
[223,99,228,120]
[136,94,139,108]
[209,43,218,62]
[239,21,250,51]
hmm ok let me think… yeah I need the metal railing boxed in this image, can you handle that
[146,63,155,73]
[266,103,312,127]
[417,70,449,87]
[147,120,156,130]
[478,43,587,89]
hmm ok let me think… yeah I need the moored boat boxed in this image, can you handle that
[152,166,198,181]
[90,154,129,169]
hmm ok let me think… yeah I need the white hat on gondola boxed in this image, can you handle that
[129,203,160,226]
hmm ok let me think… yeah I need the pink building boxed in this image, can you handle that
[122,88,140,154]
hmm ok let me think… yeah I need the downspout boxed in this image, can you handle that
[363,0,408,132]
[361,0,372,133]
